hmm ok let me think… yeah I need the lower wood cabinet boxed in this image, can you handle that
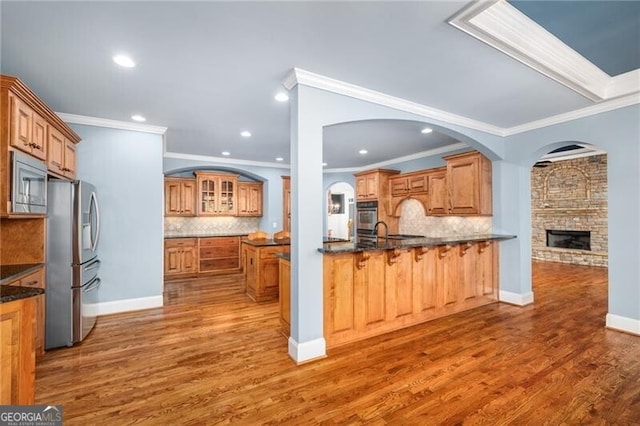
[0,295,40,404]
[279,257,291,336]
[323,241,499,348]
[5,267,45,356]
[164,238,198,278]
[198,236,241,274]
[244,244,290,302]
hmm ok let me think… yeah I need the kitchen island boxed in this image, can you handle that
[242,238,290,301]
[318,234,515,348]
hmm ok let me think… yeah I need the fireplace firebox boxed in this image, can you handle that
[546,230,591,251]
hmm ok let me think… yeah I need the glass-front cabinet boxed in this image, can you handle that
[195,172,239,216]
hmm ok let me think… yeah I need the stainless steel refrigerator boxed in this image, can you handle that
[46,180,101,349]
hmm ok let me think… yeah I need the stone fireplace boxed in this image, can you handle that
[531,154,607,267]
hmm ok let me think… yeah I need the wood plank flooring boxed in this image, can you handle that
[35,261,640,424]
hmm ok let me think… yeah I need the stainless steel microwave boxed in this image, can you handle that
[11,151,47,214]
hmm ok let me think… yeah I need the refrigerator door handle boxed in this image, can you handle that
[83,258,101,273]
[84,277,101,293]
[90,191,100,252]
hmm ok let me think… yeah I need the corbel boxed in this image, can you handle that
[438,245,452,259]
[355,251,371,269]
[387,249,402,265]
[459,242,473,256]
[478,241,492,253]
[414,246,430,262]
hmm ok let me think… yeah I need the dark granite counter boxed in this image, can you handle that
[165,233,249,239]
[242,238,290,247]
[0,285,44,304]
[319,234,517,254]
[0,263,44,285]
[323,237,349,243]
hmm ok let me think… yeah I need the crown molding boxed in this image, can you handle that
[504,92,640,136]
[448,0,639,102]
[284,68,505,136]
[57,112,168,135]
[164,151,291,169]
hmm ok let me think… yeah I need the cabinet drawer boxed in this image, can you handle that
[200,246,239,259]
[199,237,240,248]
[5,268,45,288]
[165,238,197,249]
[260,246,289,259]
[200,258,240,271]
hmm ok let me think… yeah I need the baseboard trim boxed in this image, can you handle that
[606,314,640,336]
[97,295,164,316]
[288,336,327,364]
[499,290,534,306]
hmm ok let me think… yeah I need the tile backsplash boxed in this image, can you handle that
[164,216,261,237]
[398,199,492,237]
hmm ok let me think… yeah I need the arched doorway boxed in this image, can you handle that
[325,182,354,241]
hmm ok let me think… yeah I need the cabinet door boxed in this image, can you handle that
[279,260,291,336]
[47,126,66,175]
[448,158,478,215]
[198,177,217,215]
[408,173,427,193]
[62,139,76,179]
[427,170,448,215]
[237,185,249,215]
[180,181,196,216]
[165,181,183,216]
[181,246,198,273]
[365,175,378,198]
[10,94,33,153]
[218,178,237,215]
[389,177,408,196]
[249,185,262,215]
[164,246,182,275]
[31,113,47,160]
[355,176,368,200]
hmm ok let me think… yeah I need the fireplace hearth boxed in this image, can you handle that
[546,230,591,251]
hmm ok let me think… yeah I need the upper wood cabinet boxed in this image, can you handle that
[8,93,47,160]
[164,178,196,216]
[47,126,76,179]
[389,171,428,196]
[237,182,263,217]
[426,167,448,215]
[444,151,492,215]
[354,169,399,201]
[282,176,291,232]
[195,172,239,216]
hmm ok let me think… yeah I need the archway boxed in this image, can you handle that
[325,181,355,241]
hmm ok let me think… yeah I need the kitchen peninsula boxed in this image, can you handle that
[242,237,290,301]
[318,234,515,348]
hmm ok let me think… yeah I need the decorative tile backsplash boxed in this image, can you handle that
[164,216,261,237]
[398,199,492,237]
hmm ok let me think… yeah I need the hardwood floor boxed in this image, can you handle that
[35,261,640,424]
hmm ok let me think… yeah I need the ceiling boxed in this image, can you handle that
[1,1,638,170]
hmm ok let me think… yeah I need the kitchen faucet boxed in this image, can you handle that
[372,221,389,243]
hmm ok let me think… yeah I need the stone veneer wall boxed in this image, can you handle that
[398,198,493,237]
[531,154,608,267]
[164,216,261,237]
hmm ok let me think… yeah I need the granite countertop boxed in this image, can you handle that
[0,285,44,304]
[165,233,250,239]
[323,237,350,243]
[318,234,517,254]
[242,238,291,247]
[0,263,44,285]
[275,253,291,261]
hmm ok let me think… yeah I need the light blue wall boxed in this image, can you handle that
[163,157,290,232]
[72,124,164,304]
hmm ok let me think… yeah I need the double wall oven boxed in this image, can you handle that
[356,201,378,243]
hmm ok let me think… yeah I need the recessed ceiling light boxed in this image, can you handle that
[359,149,368,155]
[221,151,231,156]
[275,157,284,162]
[322,162,328,167]
[421,127,433,134]
[240,130,251,138]
[113,54,135,68]
[274,92,289,102]
[131,114,146,122]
